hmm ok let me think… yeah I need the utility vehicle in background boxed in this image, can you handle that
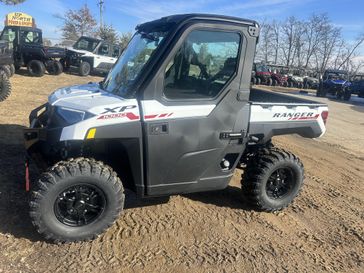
[349,74,364,98]
[317,69,351,100]
[0,25,65,77]
[61,36,121,76]
[24,14,328,242]
[267,64,289,87]
[253,63,272,85]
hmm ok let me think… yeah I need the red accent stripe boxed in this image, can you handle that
[289,114,319,121]
[144,114,158,119]
[125,113,140,120]
[144,113,174,119]
[25,161,30,192]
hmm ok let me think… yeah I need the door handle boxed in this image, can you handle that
[149,123,168,135]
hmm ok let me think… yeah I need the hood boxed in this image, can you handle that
[329,79,346,85]
[66,47,92,55]
[48,83,127,113]
[291,76,303,82]
[306,77,319,83]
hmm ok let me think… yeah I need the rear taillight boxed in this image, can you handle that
[321,110,329,125]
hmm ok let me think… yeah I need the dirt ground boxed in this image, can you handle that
[0,73,363,273]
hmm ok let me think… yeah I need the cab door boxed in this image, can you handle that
[141,23,253,196]
[95,42,114,71]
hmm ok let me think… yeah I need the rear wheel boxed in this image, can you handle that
[27,60,45,77]
[256,77,261,85]
[46,60,63,75]
[79,61,91,76]
[0,71,11,102]
[30,158,125,242]
[241,147,304,211]
[267,78,273,86]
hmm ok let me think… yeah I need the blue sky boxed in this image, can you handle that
[0,0,363,54]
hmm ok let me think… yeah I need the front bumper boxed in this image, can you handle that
[24,103,63,170]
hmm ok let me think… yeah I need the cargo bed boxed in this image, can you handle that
[248,88,328,143]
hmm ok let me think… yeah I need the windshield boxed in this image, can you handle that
[327,73,346,80]
[256,65,269,73]
[102,31,168,97]
[73,37,100,52]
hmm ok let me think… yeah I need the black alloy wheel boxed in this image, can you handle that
[54,184,106,227]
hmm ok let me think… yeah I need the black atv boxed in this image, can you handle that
[0,26,65,77]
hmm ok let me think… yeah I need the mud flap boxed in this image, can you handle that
[25,157,30,192]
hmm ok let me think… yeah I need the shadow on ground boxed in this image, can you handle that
[0,124,42,241]
[0,124,252,242]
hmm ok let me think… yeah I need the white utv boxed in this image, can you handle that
[24,14,329,242]
[61,36,121,76]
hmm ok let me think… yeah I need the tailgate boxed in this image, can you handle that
[249,102,328,143]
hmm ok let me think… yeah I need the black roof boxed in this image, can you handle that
[324,69,348,74]
[136,13,259,31]
[3,25,41,32]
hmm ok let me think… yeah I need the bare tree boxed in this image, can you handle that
[281,16,300,67]
[271,20,280,64]
[337,34,364,70]
[56,4,98,44]
[303,14,328,68]
[257,21,275,63]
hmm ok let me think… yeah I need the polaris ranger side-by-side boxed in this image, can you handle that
[61,36,121,76]
[0,26,65,77]
[24,14,328,242]
[317,69,352,100]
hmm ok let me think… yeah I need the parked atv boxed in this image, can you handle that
[253,63,272,85]
[287,74,304,88]
[303,76,319,89]
[317,69,351,100]
[267,65,288,87]
[0,26,65,77]
[61,36,121,77]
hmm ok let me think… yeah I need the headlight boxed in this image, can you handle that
[56,107,87,125]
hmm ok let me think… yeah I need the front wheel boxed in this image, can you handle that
[27,60,45,77]
[30,158,125,242]
[79,61,91,76]
[241,147,304,211]
[343,88,351,101]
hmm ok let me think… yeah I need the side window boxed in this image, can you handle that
[20,31,40,44]
[0,28,16,49]
[112,45,121,58]
[98,43,110,56]
[163,29,241,100]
